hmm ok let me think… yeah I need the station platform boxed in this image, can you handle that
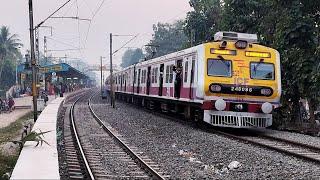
[10,97,65,180]
[0,95,55,128]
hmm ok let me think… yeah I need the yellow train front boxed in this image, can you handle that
[201,32,281,128]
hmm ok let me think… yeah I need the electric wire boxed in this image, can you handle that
[112,34,139,55]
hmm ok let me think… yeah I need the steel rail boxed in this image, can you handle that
[88,93,165,180]
[212,130,320,164]
[70,93,95,180]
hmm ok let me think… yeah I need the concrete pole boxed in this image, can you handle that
[109,33,115,108]
[28,0,38,122]
[100,56,103,96]
[44,36,47,65]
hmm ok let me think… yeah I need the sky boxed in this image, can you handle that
[0,0,192,68]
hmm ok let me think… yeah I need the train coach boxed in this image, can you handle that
[106,32,281,128]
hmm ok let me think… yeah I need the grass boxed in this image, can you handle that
[0,112,34,179]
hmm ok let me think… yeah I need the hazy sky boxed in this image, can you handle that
[0,0,192,66]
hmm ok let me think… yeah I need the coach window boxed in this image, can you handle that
[184,61,188,83]
[207,59,232,77]
[165,66,169,83]
[191,57,195,83]
[169,65,174,83]
[141,70,144,84]
[141,70,146,84]
[151,69,153,83]
[143,70,146,83]
[151,68,155,83]
[155,67,158,83]
[144,70,147,83]
[250,62,275,80]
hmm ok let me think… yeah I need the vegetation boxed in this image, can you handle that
[0,112,33,179]
[0,26,23,97]
[121,48,144,68]
[121,21,188,68]
[145,20,188,58]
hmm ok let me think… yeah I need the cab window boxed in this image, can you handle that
[250,62,275,80]
[207,59,232,77]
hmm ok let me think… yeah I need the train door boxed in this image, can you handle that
[174,60,183,98]
[146,66,151,95]
[189,56,195,99]
[124,74,127,92]
[133,66,136,93]
[120,74,122,91]
[159,64,164,96]
[137,69,141,94]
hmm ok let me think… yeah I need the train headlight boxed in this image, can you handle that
[215,99,226,111]
[235,40,247,49]
[210,84,222,93]
[261,102,273,114]
[261,88,273,96]
[235,104,243,111]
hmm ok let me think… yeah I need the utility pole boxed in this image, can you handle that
[28,0,37,122]
[35,28,40,63]
[44,36,47,65]
[100,56,103,96]
[109,33,115,108]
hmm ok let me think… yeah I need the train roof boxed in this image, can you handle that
[120,44,202,72]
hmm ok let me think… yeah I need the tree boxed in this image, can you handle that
[0,26,22,83]
[184,0,222,45]
[121,48,144,68]
[145,20,188,58]
[272,0,320,124]
[220,0,275,45]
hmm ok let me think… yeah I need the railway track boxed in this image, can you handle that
[64,91,95,179]
[64,90,167,179]
[233,133,320,163]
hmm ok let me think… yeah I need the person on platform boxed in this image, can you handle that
[8,97,15,112]
[41,91,49,105]
[54,85,59,98]
[59,83,64,97]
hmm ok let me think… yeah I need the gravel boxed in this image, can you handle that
[57,104,68,180]
[91,94,320,179]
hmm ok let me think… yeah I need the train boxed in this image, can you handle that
[105,32,281,128]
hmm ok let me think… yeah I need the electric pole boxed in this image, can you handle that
[35,28,40,63]
[28,0,37,122]
[109,33,115,108]
[100,56,103,96]
[44,36,47,65]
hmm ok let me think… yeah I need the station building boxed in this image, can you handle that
[17,63,93,95]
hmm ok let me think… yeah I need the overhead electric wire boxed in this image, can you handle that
[113,34,139,55]
[75,0,85,60]
[84,0,110,48]
[35,0,72,29]
[47,48,83,52]
[47,36,80,49]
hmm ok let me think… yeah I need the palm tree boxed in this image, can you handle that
[0,26,22,82]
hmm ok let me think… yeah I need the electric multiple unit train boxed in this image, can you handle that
[106,32,281,128]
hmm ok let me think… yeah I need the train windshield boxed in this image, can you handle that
[207,59,232,77]
[250,62,275,80]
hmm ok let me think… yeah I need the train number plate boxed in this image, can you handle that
[231,86,253,92]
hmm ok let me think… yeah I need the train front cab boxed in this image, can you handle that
[200,32,281,128]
